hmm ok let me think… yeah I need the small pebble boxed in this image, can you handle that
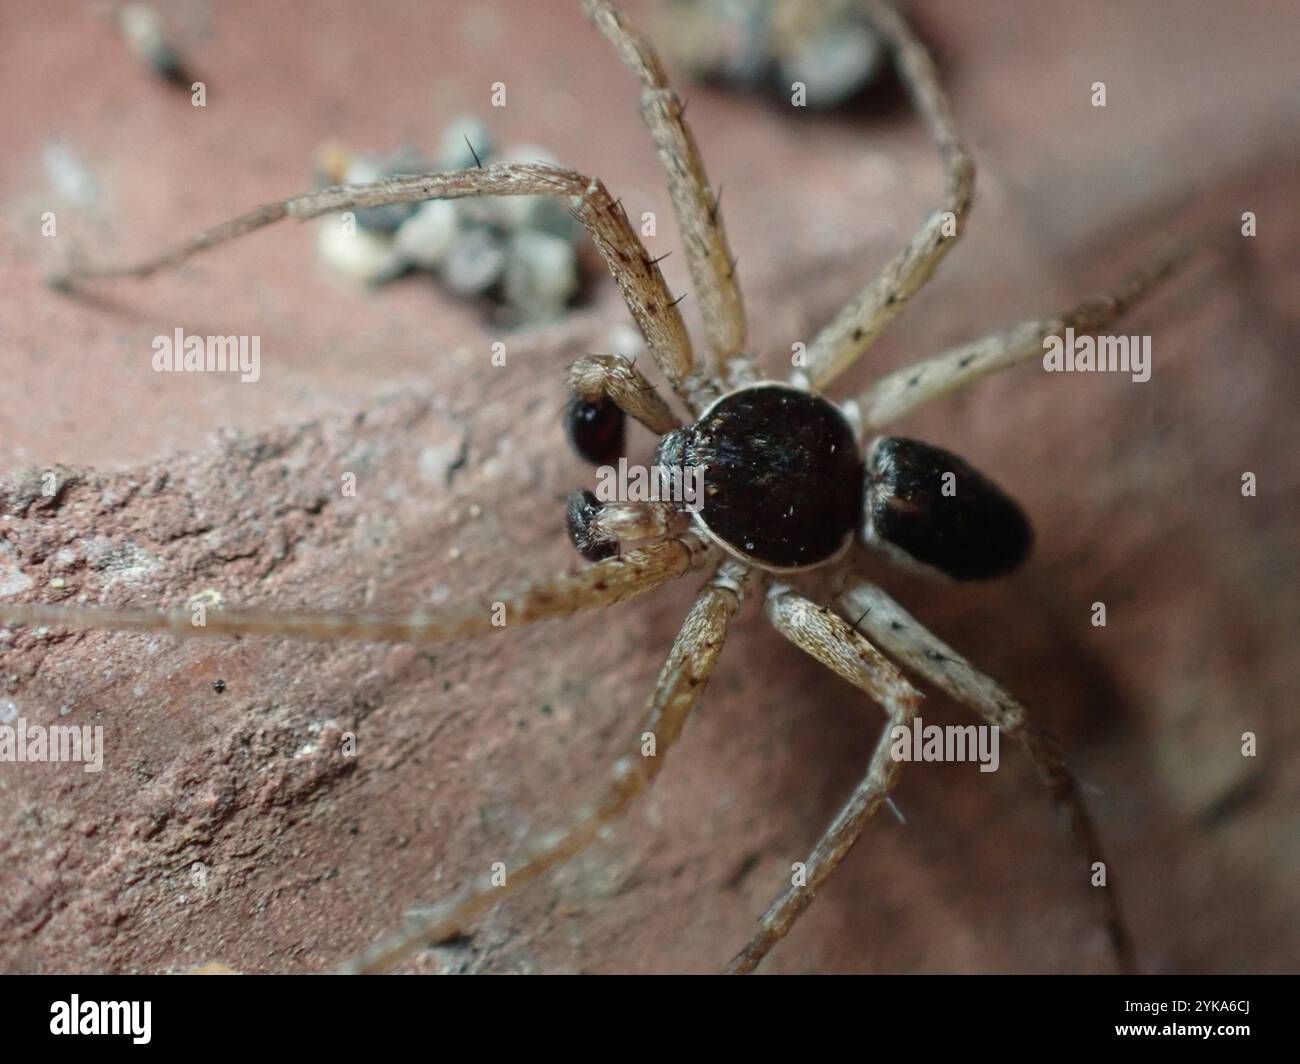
[119,3,188,85]
[663,0,887,108]
[394,199,459,268]
[503,230,579,321]
[317,221,407,285]
[781,21,884,108]
[441,226,507,296]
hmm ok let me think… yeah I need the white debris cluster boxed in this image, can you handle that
[661,0,889,109]
[315,118,584,325]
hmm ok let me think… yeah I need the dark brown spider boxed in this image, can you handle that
[1,0,1198,974]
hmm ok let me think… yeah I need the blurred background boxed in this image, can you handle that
[0,0,1296,973]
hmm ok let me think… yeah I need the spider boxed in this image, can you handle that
[1,0,1195,974]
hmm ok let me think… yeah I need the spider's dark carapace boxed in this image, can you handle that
[659,384,865,569]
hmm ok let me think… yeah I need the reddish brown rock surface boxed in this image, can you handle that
[0,1,1296,973]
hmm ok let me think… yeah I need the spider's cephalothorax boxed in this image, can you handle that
[657,383,864,570]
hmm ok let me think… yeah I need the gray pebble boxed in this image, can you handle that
[503,230,579,320]
[441,225,507,296]
[395,199,459,269]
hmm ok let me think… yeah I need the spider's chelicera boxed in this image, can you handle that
[3,0,1196,974]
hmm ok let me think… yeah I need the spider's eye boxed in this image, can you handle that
[565,489,617,562]
[565,397,626,465]
[865,436,1033,581]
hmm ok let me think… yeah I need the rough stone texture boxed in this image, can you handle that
[1,0,1297,973]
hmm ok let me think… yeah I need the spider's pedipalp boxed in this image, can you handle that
[0,536,712,646]
[727,585,922,974]
[566,354,680,466]
[342,557,754,973]
[584,0,750,381]
[590,499,682,545]
[801,0,975,391]
[565,396,627,467]
[839,581,1136,972]
[566,489,619,561]
[566,490,683,562]
[857,239,1196,429]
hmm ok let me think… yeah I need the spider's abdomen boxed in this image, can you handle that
[865,436,1033,580]
[673,383,864,570]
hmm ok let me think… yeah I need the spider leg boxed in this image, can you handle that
[0,536,712,644]
[839,581,1137,972]
[52,162,709,407]
[857,239,1195,429]
[340,558,754,973]
[569,354,680,437]
[727,584,922,975]
[584,0,750,385]
[800,0,973,392]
